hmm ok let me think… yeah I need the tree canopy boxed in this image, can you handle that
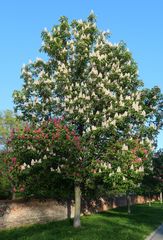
[11,12,163,226]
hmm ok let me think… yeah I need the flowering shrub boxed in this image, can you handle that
[0,150,23,198]
[5,118,82,197]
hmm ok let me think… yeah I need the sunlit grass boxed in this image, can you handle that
[0,203,163,240]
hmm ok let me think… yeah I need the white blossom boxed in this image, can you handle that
[36,57,44,62]
[20,163,27,171]
[123,111,128,117]
[86,127,91,133]
[132,102,139,112]
[31,159,35,166]
[117,166,121,173]
[122,144,128,151]
[141,110,146,117]
[138,166,144,172]
[107,163,112,169]
[150,123,156,129]
[130,164,134,170]
[34,80,40,85]
[20,164,26,171]
[125,96,131,100]
[114,113,118,118]
[109,172,114,177]
[57,166,61,173]
[38,159,42,163]
[92,126,97,131]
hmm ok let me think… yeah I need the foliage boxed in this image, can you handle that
[5,118,82,198]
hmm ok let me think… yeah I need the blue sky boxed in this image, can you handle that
[0,0,162,148]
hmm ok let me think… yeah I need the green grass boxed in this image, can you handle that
[1,203,163,240]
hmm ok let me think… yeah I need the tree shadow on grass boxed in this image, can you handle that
[0,220,146,240]
[0,204,163,240]
[98,203,163,236]
[101,203,163,226]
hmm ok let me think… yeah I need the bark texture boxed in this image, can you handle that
[73,184,81,228]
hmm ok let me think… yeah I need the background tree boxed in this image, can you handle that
[153,149,163,203]
[0,110,23,149]
[0,110,24,199]
[140,169,159,206]
[137,151,163,206]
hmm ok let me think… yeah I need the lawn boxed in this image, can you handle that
[0,203,163,240]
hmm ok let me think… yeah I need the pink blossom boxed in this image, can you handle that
[66,134,70,140]
[55,132,60,139]
[134,157,142,163]
[11,157,17,165]
[9,166,14,172]
[33,128,42,134]
[24,125,30,132]
[143,149,148,154]
[19,187,25,192]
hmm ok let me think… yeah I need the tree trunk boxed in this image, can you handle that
[67,197,72,219]
[11,184,16,200]
[12,192,16,200]
[73,184,81,228]
[160,192,162,204]
[148,193,151,206]
[126,194,131,214]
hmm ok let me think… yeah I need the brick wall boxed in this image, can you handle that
[0,195,159,229]
[0,199,74,229]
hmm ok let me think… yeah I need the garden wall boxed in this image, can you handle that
[0,195,159,229]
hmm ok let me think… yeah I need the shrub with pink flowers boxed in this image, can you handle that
[3,118,84,199]
[0,150,23,199]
